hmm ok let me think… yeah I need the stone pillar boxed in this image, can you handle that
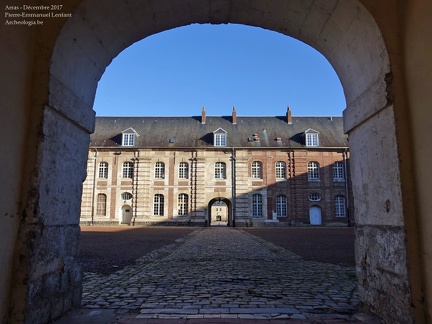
[344,75,414,322]
[80,154,95,223]
[233,153,250,226]
[139,156,152,220]
[191,156,206,223]
[10,104,94,323]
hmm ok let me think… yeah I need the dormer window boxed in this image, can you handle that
[305,129,319,147]
[121,127,139,146]
[123,133,135,146]
[213,128,227,147]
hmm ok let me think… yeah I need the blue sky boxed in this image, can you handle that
[94,23,346,117]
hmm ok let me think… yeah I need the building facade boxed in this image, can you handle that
[3,1,430,322]
[81,108,352,227]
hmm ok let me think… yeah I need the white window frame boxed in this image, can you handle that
[121,192,132,200]
[308,193,322,202]
[153,194,164,216]
[335,195,346,217]
[98,162,108,179]
[155,162,165,179]
[178,193,188,216]
[251,161,262,179]
[252,194,263,217]
[305,132,319,147]
[96,193,107,216]
[275,161,286,179]
[213,128,228,147]
[122,162,134,178]
[178,162,189,179]
[215,162,226,179]
[214,133,227,146]
[276,195,287,217]
[333,161,345,181]
[122,133,135,146]
[308,161,320,181]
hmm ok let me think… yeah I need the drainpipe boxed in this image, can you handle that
[231,146,236,227]
[91,149,98,225]
[343,150,351,227]
[191,151,197,222]
[131,153,139,226]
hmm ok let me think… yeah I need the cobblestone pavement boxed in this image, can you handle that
[76,227,380,323]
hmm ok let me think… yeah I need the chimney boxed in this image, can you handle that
[201,107,206,124]
[232,106,237,124]
[286,106,292,124]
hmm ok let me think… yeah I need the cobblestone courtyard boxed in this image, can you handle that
[58,227,381,323]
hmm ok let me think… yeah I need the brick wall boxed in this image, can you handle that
[81,148,352,226]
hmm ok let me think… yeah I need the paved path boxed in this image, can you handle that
[65,227,379,323]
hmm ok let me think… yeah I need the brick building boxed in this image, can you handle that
[80,107,352,227]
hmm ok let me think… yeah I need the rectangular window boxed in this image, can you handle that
[252,161,262,179]
[178,162,189,179]
[155,162,165,179]
[154,194,164,216]
[178,194,188,216]
[96,194,107,216]
[333,161,344,181]
[122,133,135,146]
[307,161,320,181]
[252,194,263,217]
[306,133,319,147]
[276,195,287,217]
[98,162,108,178]
[275,161,286,179]
[122,162,134,178]
[214,133,227,146]
[335,196,346,217]
[215,162,226,179]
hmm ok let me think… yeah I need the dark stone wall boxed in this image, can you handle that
[355,225,414,322]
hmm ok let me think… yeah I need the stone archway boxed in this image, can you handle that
[208,198,232,227]
[7,1,420,323]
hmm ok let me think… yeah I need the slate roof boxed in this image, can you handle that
[90,116,348,149]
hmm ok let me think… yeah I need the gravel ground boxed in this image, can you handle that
[78,226,355,274]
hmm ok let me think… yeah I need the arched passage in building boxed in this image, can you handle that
[3,1,429,323]
[207,197,232,227]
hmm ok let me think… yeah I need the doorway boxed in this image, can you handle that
[211,200,228,226]
[121,205,133,225]
[207,198,232,226]
[309,206,322,226]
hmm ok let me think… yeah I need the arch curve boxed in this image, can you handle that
[20,0,413,323]
[51,0,389,120]
[208,197,232,227]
